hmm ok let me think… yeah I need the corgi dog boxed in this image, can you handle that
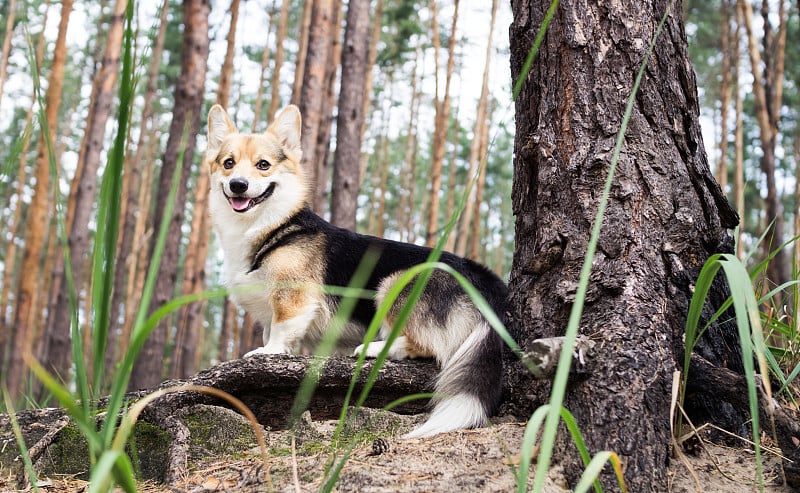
[206,104,508,438]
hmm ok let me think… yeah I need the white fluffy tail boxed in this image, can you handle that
[403,321,502,438]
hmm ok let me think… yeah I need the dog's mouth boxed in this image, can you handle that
[224,182,276,213]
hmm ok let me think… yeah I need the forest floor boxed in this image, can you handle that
[0,412,793,492]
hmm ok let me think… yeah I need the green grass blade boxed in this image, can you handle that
[90,0,136,396]
[573,451,626,493]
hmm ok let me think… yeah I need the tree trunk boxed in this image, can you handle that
[329,0,370,230]
[715,0,732,194]
[267,0,290,122]
[396,48,421,243]
[106,0,169,379]
[39,0,128,388]
[171,0,239,380]
[6,0,74,401]
[311,0,344,216]
[424,0,459,247]
[130,0,210,391]
[291,0,313,106]
[507,1,741,490]
[454,0,497,257]
[359,0,383,144]
[0,0,17,113]
[468,102,492,260]
[733,4,745,258]
[297,0,334,214]
[251,0,276,130]
[739,0,789,290]
[0,0,49,340]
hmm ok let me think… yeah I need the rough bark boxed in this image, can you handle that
[507,1,741,490]
[130,0,210,391]
[6,0,74,400]
[330,0,370,230]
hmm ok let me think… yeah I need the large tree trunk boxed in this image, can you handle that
[129,0,210,391]
[330,0,370,230]
[6,0,74,401]
[507,1,741,490]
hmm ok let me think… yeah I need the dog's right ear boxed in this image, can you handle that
[207,104,237,151]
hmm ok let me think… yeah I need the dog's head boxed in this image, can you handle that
[206,104,306,225]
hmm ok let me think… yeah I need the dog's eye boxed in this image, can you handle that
[222,157,235,169]
[255,159,271,171]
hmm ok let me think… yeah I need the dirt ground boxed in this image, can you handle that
[1,414,793,493]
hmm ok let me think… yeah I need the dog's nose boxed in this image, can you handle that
[229,178,248,194]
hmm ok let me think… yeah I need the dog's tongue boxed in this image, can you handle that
[230,197,251,212]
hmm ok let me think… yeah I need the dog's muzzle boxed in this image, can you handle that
[224,182,276,213]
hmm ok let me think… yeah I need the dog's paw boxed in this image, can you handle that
[354,339,409,360]
[244,345,287,357]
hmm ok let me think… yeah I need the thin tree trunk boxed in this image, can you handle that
[359,0,383,143]
[290,0,313,106]
[298,0,334,213]
[469,102,492,260]
[508,0,741,489]
[6,0,74,401]
[716,0,732,194]
[0,0,17,113]
[375,96,392,238]
[396,48,421,243]
[130,0,210,391]
[251,0,276,131]
[0,0,49,340]
[733,3,745,258]
[307,0,343,217]
[443,104,460,252]
[739,0,789,289]
[454,0,496,257]
[171,0,239,380]
[106,0,169,378]
[267,0,290,121]
[39,0,129,387]
[424,0,459,247]
[329,0,370,230]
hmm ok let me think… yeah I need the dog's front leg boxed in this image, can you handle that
[245,288,318,356]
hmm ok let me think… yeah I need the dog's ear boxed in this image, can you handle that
[267,105,302,157]
[207,104,237,151]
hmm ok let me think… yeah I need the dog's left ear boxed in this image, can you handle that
[207,104,237,151]
[267,105,302,158]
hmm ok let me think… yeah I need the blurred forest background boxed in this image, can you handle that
[0,0,797,404]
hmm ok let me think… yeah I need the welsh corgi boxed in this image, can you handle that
[206,104,508,438]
